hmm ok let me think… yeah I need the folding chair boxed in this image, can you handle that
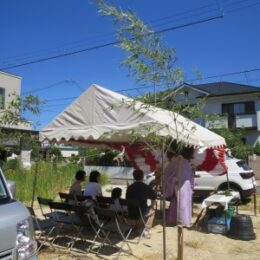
[96,196,113,208]
[26,206,55,252]
[37,197,54,219]
[75,194,93,204]
[38,196,68,220]
[48,201,76,247]
[68,203,98,251]
[59,192,76,204]
[91,207,133,259]
[119,199,148,242]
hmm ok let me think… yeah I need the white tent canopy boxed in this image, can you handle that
[40,84,226,148]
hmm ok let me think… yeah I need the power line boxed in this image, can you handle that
[38,68,260,126]
[22,80,67,95]
[41,103,72,108]
[45,96,76,103]
[37,68,260,103]
[116,68,260,93]
[1,0,258,70]
[155,14,223,34]
[0,0,251,67]
[0,14,223,71]
[225,1,260,13]
[188,68,260,82]
[22,79,84,95]
[0,1,222,65]
[0,40,121,70]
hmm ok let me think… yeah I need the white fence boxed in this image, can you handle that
[84,165,134,181]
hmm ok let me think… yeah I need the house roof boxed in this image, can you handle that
[187,81,260,97]
[0,70,21,79]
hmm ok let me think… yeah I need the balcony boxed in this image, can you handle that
[3,121,32,131]
[205,113,258,129]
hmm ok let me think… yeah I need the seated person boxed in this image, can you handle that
[126,169,156,238]
[69,170,86,197]
[110,187,123,211]
[110,187,127,215]
[83,170,102,200]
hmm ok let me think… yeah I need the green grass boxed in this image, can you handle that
[4,160,112,203]
[5,161,78,202]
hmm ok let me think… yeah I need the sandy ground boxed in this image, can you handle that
[37,185,260,260]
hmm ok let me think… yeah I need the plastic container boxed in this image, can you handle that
[227,206,235,217]
[228,214,256,241]
[207,215,232,234]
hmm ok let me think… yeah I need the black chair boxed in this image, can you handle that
[38,196,68,220]
[59,192,76,203]
[37,197,54,219]
[119,199,147,242]
[68,203,98,250]
[75,194,93,203]
[96,196,114,208]
[26,206,55,251]
[90,206,134,259]
[48,201,76,247]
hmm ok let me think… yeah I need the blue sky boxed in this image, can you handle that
[1,0,260,130]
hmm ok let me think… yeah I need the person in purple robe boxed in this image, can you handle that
[164,147,194,227]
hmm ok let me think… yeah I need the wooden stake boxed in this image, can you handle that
[161,146,167,260]
[177,225,183,260]
[177,156,184,260]
[253,188,257,216]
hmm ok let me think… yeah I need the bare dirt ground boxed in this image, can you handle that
[37,185,260,260]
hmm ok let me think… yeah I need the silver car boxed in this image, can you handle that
[0,168,38,260]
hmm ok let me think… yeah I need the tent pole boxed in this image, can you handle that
[31,141,40,208]
[226,171,230,190]
[161,142,166,260]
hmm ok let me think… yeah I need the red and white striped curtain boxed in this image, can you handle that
[110,143,227,176]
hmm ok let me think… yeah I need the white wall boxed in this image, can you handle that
[61,150,79,157]
[175,86,204,104]
[177,88,260,145]
[0,71,21,107]
[84,165,134,180]
[203,94,258,115]
[0,71,32,130]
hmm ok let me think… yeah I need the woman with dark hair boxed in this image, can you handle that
[83,170,102,200]
[69,170,86,197]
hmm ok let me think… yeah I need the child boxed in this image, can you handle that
[111,187,122,211]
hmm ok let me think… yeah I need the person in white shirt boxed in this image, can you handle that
[83,170,102,200]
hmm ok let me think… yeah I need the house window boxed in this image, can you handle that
[0,88,5,109]
[222,101,255,115]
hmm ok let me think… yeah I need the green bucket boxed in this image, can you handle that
[227,206,235,217]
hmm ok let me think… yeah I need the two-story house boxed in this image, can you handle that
[173,81,260,145]
[0,70,32,130]
[0,71,37,166]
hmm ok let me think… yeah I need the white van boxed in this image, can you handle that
[145,155,256,200]
[0,168,38,260]
[193,156,256,200]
